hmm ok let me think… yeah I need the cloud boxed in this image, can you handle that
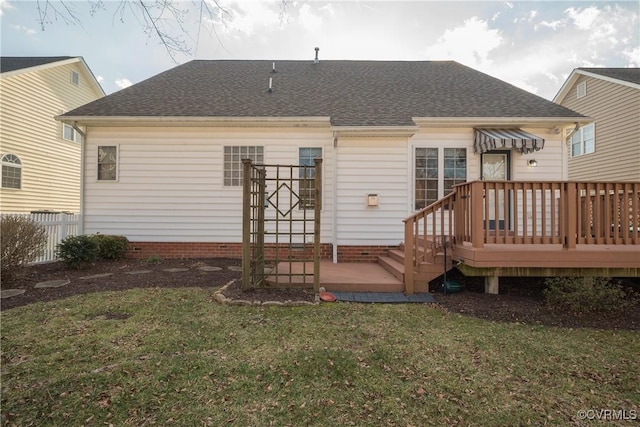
[565,6,600,30]
[215,1,281,37]
[424,17,503,67]
[298,4,322,32]
[623,46,640,66]
[0,0,14,17]
[10,24,36,36]
[115,78,132,89]
[536,19,564,30]
[96,75,104,83]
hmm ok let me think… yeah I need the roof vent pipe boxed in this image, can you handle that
[268,77,273,93]
[271,62,276,73]
[314,47,319,64]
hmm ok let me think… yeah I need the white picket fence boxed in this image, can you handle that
[2,213,82,264]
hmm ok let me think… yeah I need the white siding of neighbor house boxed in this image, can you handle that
[83,127,334,243]
[84,125,566,245]
[560,74,640,181]
[0,61,103,213]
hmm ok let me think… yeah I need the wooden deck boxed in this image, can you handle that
[402,181,640,293]
[265,261,404,293]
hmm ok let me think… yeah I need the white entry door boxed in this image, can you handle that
[482,151,510,230]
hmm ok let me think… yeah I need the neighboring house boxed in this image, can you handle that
[58,58,590,265]
[554,67,640,181]
[0,56,105,213]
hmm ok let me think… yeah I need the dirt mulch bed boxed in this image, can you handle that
[2,259,639,331]
[1,258,242,311]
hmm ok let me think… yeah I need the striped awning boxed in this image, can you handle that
[473,128,545,154]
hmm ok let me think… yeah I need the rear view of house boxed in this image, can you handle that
[0,57,104,213]
[58,55,639,293]
[554,68,640,182]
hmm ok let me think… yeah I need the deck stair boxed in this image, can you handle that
[377,236,452,293]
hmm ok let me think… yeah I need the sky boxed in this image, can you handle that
[1,0,638,100]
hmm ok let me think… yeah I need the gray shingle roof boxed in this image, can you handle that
[1,56,75,74]
[579,67,640,85]
[63,60,584,126]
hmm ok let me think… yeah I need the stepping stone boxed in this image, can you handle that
[227,266,242,272]
[125,270,152,275]
[198,266,222,272]
[34,279,70,288]
[162,268,189,273]
[80,273,113,280]
[1,289,26,299]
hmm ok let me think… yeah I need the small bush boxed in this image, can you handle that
[543,276,634,314]
[90,234,129,260]
[1,215,48,282]
[57,235,98,269]
[146,255,163,265]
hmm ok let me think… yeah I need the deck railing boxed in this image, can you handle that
[403,181,640,289]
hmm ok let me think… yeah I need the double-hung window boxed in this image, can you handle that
[415,147,467,210]
[98,146,117,181]
[299,147,322,209]
[62,124,82,142]
[571,124,595,157]
[224,146,264,186]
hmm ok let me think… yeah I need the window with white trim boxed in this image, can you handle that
[224,146,264,186]
[98,146,117,181]
[299,147,322,209]
[62,123,82,142]
[415,147,467,210]
[1,154,22,189]
[571,123,595,157]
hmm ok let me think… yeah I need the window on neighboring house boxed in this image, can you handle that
[415,147,467,210]
[577,81,587,99]
[223,146,264,186]
[571,123,595,157]
[62,123,82,142]
[1,154,22,189]
[71,70,79,86]
[98,146,117,181]
[299,147,322,209]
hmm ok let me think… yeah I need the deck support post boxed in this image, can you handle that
[485,276,499,294]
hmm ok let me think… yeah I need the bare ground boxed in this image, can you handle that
[2,259,639,331]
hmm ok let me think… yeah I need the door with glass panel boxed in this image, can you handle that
[481,151,511,231]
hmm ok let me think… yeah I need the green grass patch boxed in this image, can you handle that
[2,288,639,426]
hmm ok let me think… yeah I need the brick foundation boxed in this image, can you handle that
[336,245,398,262]
[127,242,396,262]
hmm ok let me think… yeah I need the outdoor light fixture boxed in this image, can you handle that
[528,159,538,167]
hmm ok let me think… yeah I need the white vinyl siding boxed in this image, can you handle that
[0,61,103,213]
[335,138,409,245]
[83,127,334,243]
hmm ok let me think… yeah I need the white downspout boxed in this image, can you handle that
[332,134,338,263]
[72,122,86,234]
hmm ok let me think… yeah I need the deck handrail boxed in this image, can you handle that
[402,181,640,291]
[403,192,456,294]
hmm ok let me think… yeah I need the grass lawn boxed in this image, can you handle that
[2,287,639,426]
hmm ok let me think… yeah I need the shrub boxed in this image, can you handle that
[543,276,634,314]
[90,234,129,260]
[1,215,48,282]
[146,255,163,265]
[57,235,98,269]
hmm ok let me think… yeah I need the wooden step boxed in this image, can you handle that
[377,255,404,282]
[388,249,406,264]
